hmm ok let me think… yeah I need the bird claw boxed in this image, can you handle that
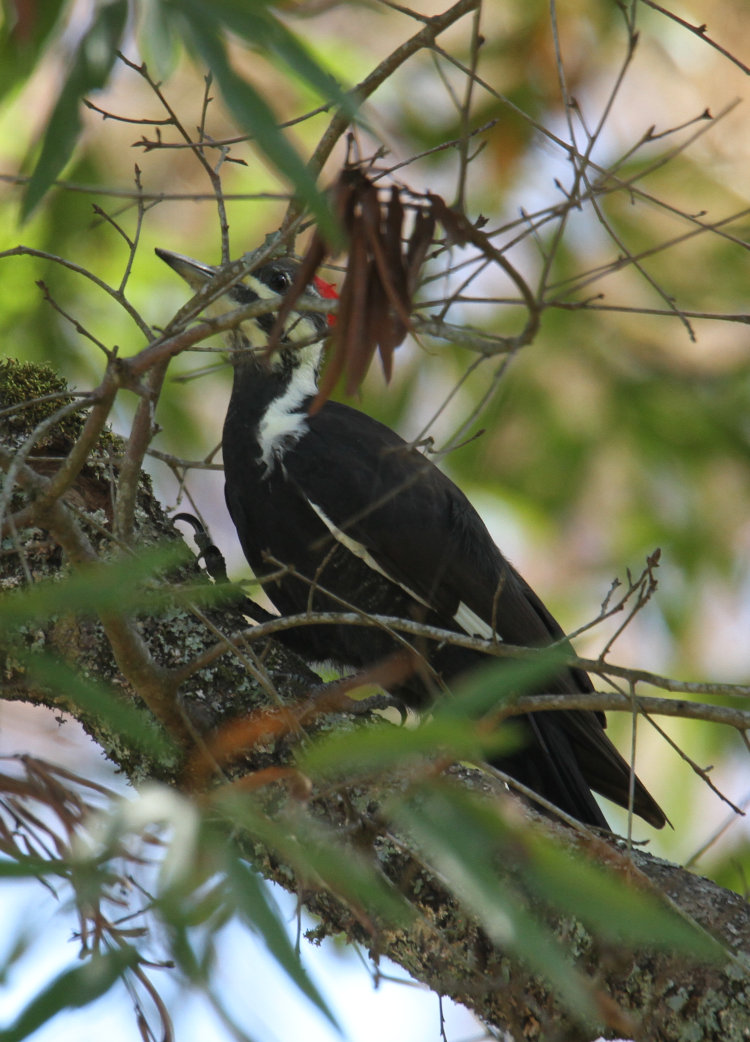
[174,512,230,584]
[175,511,276,624]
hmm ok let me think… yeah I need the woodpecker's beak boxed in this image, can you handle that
[155,248,217,291]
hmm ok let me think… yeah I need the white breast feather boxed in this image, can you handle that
[256,336,322,470]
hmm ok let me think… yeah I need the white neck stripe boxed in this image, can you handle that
[257,362,316,470]
[255,329,323,470]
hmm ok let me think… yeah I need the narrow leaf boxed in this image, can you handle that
[521,834,722,957]
[185,0,358,122]
[227,858,340,1030]
[22,652,173,759]
[0,0,65,104]
[218,797,410,926]
[173,1,335,237]
[0,856,73,879]
[0,543,188,624]
[21,0,128,218]
[401,783,720,973]
[434,647,573,720]
[393,784,597,1018]
[298,714,518,779]
[1,947,138,1042]
[136,0,181,80]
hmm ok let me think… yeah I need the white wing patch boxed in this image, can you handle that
[453,601,499,640]
[307,499,500,642]
[307,499,429,608]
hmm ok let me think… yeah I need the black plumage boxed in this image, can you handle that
[157,247,666,831]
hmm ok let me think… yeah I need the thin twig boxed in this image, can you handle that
[0,246,154,340]
[283,0,481,231]
[167,605,750,710]
[118,165,147,294]
[37,281,112,357]
[638,0,750,76]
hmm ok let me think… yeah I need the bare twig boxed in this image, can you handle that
[168,605,750,714]
[638,0,750,76]
[0,246,153,340]
[283,0,481,232]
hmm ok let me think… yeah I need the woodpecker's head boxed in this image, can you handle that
[155,248,335,379]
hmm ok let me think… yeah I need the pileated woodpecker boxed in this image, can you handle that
[157,247,666,831]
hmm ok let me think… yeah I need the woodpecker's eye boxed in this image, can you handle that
[267,268,292,294]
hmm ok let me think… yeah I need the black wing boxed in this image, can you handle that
[283,402,665,830]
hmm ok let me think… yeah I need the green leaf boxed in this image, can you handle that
[186,0,358,122]
[298,713,519,779]
[0,543,188,624]
[227,859,340,1030]
[0,856,72,879]
[392,783,598,1019]
[21,0,128,219]
[219,797,411,927]
[168,0,337,238]
[433,646,573,719]
[136,0,181,81]
[0,947,139,1041]
[393,782,721,1016]
[298,651,569,780]
[0,0,66,103]
[520,832,722,957]
[21,652,174,759]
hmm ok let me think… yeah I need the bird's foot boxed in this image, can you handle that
[175,512,278,624]
[174,512,230,583]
